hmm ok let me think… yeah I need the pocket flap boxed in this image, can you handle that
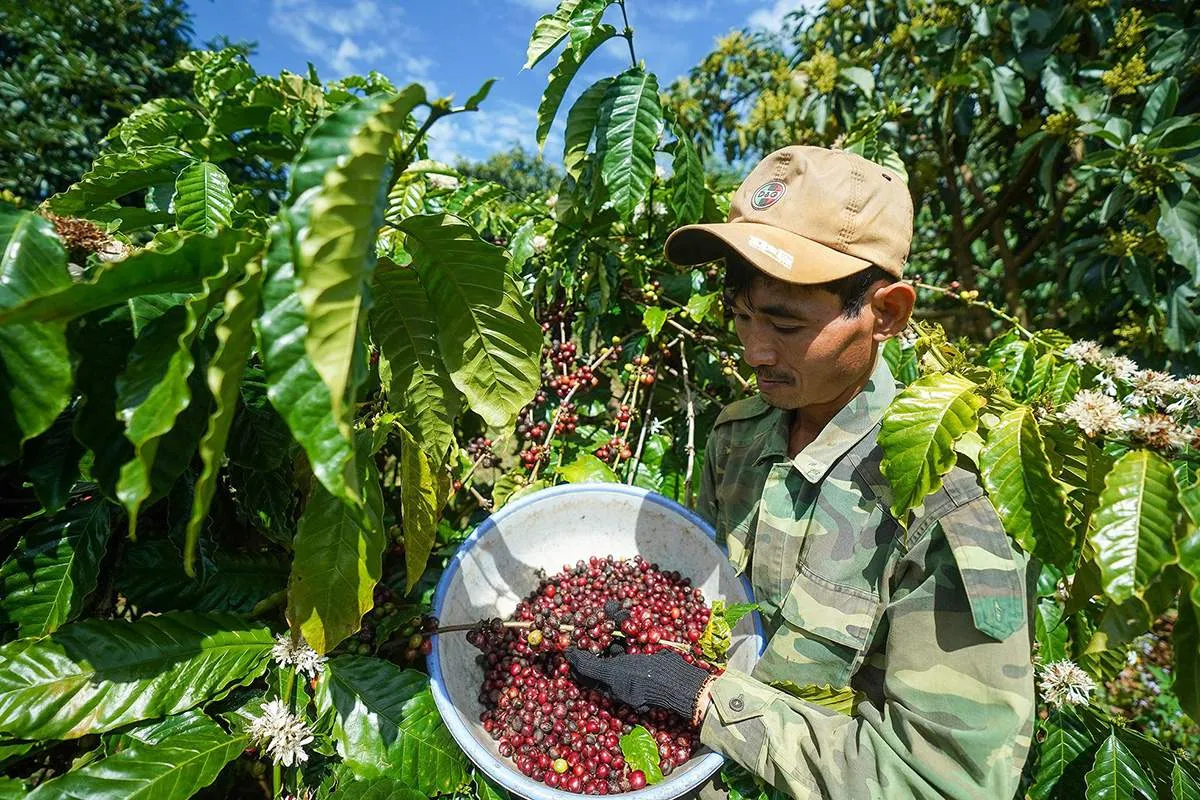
[941,497,1027,641]
[779,569,879,650]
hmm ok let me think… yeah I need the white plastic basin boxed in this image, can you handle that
[429,484,764,800]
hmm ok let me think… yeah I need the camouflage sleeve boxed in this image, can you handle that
[699,498,1035,799]
[696,424,722,527]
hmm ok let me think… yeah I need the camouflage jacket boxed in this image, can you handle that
[696,355,1035,799]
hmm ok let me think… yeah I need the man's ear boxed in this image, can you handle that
[869,281,916,341]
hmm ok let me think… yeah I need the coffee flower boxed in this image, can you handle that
[271,633,326,678]
[531,234,548,254]
[1039,660,1096,709]
[248,699,314,767]
[1062,340,1104,367]
[1128,369,1185,410]
[1059,390,1127,437]
[1126,413,1192,452]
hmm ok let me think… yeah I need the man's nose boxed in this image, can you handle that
[741,330,776,367]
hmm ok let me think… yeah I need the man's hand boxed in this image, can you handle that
[564,648,715,725]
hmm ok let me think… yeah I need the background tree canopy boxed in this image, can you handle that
[0,0,193,201]
[668,0,1200,369]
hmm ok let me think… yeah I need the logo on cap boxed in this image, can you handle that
[750,180,786,210]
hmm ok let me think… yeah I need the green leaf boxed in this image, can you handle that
[26,712,245,800]
[257,218,358,505]
[173,161,234,235]
[642,306,671,339]
[68,308,135,500]
[685,291,721,325]
[1175,595,1199,722]
[463,78,496,111]
[1172,760,1200,800]
[474,771,509,800]
[669,130,706,225]
[0,612,272,740]
[525,0,590,69]
[315,657,468,793]
[1048,362,1081,405]
[558,453,618,483]
[0,209,72,463]
[768,682,860,715]
[1157,191,1200,283]
[0,231,246,326]
[1029,709,1094,800]
[1141,78,1179,131]
[536,24,617,149]
[596,69,663,220]
[288,447,385,655]
[1035,599,1069,662]
[22,412,85,512]
[398,214,542,428]
[0,500,110,637]
[724,602,758,629]
[333,776,429,800]
[446,182,507,217]
[294,86,428,431]
[878,373,984,522]
[698,599,733,661]
[980,406,1074,564]
[563,78,612,178]
[1088,450,1180,604]
[112,244,246,534]
[371,259,462,459]
[45,146,194,217]
[1084,732,1156,800]
[398,426,445,594]
[116,540,288,614]
[183,261,265,574]
[991,65,1026,126]
[618,725,663,784]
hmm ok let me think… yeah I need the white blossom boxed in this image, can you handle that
[1103,355,1139,382]
[545,193,558,209]
[1126,413,1192,452]
[1059,390,1127,437]
[1130,369,1185,409]
[249,699,314,767]
[1095,372,1117,397]
[428,173,460,191]
[531,234,549,254]
[271,633,326,678]
[1039,660,1096,709]
[1062,340,1104,367]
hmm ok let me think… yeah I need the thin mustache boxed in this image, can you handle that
[756,371,794,384]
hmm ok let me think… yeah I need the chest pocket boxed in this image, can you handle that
[752,568,881,689]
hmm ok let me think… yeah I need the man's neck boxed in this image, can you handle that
[787,356,876,458]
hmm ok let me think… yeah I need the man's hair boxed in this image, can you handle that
[721,251,896,317]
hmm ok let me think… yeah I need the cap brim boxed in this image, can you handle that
[664,222,872,284]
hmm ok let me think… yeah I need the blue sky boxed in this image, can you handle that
[188,0,814,164]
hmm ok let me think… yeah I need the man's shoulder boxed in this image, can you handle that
[714,395,773,428]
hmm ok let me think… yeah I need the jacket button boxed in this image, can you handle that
[729,696,745,712]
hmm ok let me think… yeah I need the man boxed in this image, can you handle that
[567,146,1035,798]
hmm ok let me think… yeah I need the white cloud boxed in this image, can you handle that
[645,1,713,23]
[747,0,823,30]
[268,0,439,91]
[426,99,563,164]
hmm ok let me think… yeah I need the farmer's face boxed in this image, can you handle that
[730,274,880,411]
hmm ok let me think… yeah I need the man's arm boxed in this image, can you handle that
[700,499,1035,799]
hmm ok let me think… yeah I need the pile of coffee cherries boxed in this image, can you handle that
[465,555,715,794]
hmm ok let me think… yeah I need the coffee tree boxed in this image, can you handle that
[0,0,1198,798]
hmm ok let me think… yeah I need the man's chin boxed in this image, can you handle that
[757,382,800,409]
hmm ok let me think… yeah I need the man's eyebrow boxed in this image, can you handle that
[753,302,807,320]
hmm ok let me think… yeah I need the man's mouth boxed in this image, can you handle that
[756,373,793,387]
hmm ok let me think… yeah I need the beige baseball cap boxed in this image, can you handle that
[664,145,913,283]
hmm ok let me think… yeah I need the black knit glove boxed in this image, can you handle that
[565,648,712,723]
